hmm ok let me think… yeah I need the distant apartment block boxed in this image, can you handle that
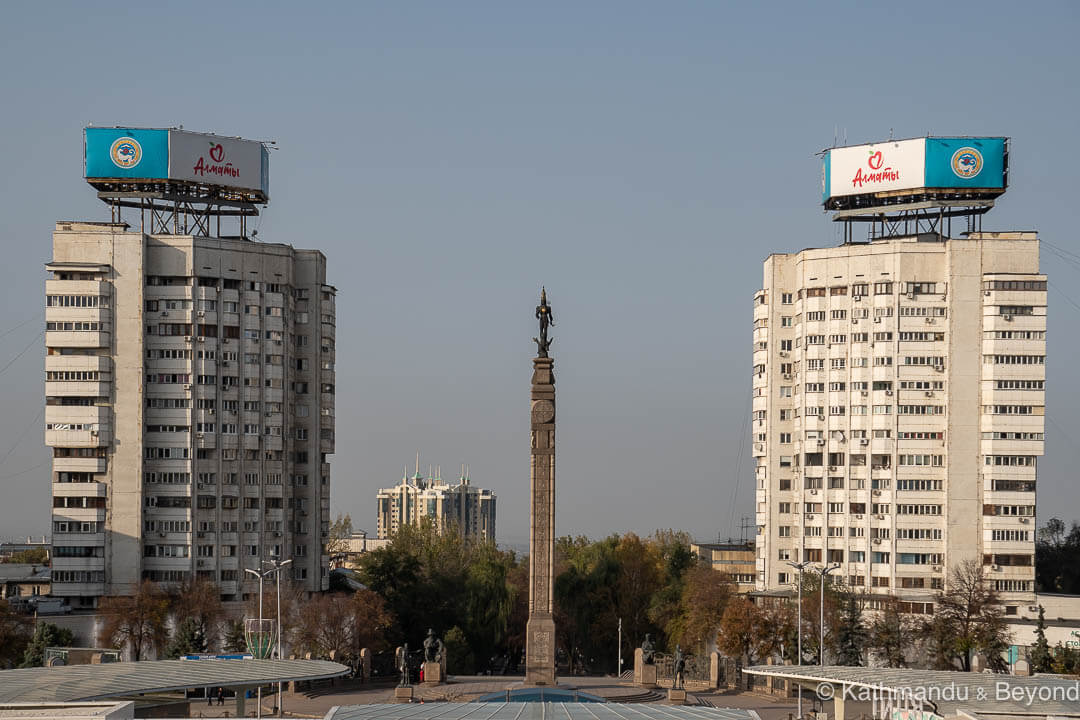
[753,232,1044,608]
[47,222,335,606]
[376,466,496,540]
[691,540,756,592]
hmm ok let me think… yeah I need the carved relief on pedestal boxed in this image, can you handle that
[531,399,555,425]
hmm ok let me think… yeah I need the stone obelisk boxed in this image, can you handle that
[526,288,557,686]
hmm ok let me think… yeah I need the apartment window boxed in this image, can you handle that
[831,310,847,320]
[781,293,793,304]
[781,316,793,327]
[831,358,846,369]
[874,282,893,295]
[779,433,791,443]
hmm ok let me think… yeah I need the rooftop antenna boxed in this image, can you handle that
[833,124,838,148]
[415,451,420,476]
[889,128,894,141]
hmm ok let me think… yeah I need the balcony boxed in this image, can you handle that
[51,456,107,473]
[53,482,107,498]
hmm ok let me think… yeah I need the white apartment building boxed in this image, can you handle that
[376,468,496,541]
[753,232,1044,609]
[47,221,335,606]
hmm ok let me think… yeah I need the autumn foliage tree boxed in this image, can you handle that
[100,581,170,660]
[293,588,395,674]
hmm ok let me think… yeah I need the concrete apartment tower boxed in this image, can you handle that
[48,128,335,606]
[756,137,1043,612]
[753,232,1044,608]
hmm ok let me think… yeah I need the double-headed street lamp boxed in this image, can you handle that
[786,560,811,718]
[263,558,293,718]
[244,565,276,720]
[816,562,842,666]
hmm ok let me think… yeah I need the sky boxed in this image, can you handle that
[1,1,1078,547]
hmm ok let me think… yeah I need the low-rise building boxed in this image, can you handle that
[0,564,51,599]
[691,541,756,591]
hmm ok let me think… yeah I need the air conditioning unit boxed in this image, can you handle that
[208,408,215,415]
[1028,605,1040,612]
[197,310,205,317]
[872,490,881,496]
[925,317,934,324]
[877,514,887,520]
[265,412,273,418]
[90,429,99,436]
[780,351,789,358]
[806,514,815,520]
[991,564,1000,571]
[861,390,868,397]
[860,439,869,446]
[1019,517,1030,524]
[184,335,192,342]
[755,443,764,452]
[885,390,893,396]
[855,514,864,520]
[197,531,205,538]
[906,292,915,300]
[158,532,167,538]
[222,361,230,367]
[183,384,191,390]
[197,433,204,439]
[985,291,992,297]
[274,531,282,537]
[852,319,858,325]
[872,538,881,545]
[934,365,944,372]
[932,565,942,572]
[223,339,230,344]
[854,295,862,302]
[874,317,881,323]
[783,373,792,380]
[809,489,819,496]
[829,465,837,472]
[817,439,825,446]
[1004,314,1013,321]
[197,337,206,343]
[925,391,934,397]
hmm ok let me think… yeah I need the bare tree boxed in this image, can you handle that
[293,589,394,673]
[166,575,224,649]
[921,560,1010,671]
[100,581,170,660]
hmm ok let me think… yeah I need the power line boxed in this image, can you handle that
[0,330,43,379]
[0,407,44,469]
[0,314,41,343]
[0,458,49,481]
[727,386,752,537]
[1049,282,1080,315]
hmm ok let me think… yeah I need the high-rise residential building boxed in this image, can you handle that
[376,466,496,541]
[46,223,336,606]
[753,232,1044,608]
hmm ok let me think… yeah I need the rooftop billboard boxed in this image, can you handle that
[822,137,1006,207]
[85,128,269,201]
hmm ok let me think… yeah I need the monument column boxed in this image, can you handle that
[526,288,557,686]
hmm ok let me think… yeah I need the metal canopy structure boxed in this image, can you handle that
[326,704,761,720]
[0,658,348,703]
[743,665,1080,719]
[91,181,262,238]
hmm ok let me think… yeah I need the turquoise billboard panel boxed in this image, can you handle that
[924,137,1006,189]
[85,128,169,179]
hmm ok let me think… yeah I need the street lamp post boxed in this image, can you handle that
[245,565,275,720]
[787,560,810,718]
[816,563,842,667]
[264,558,293,718]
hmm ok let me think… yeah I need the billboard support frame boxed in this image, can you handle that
[94,180,260,238]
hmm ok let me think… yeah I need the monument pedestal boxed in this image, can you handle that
[525,614,557,686]
[637,664,657,688]
[668,689,687,705]
[394,687,414,703]
[422,661,444,684]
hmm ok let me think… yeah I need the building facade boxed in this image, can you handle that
[375,468,496,540]
[753,232,1044,608]
[47,222,335,606]
[691,541,757,593]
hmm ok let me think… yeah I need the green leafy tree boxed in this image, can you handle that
[0,599,33,668]
[444,625,474,674]
[21,622,75,667]
[833,594,867,666]
[1030,605,1053,673]
[166,617,208,658]
[4,548,49,565]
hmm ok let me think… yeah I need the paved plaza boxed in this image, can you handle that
[185,677,802,720]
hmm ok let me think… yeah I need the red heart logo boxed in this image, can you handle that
[868,151,883,170]
[209,143,224,162]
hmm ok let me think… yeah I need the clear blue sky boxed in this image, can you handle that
[1,1,1078,545]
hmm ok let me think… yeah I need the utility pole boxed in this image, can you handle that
[787,560,810,718]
